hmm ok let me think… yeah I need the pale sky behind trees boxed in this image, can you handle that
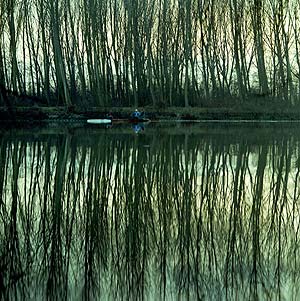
[0,0,299,107]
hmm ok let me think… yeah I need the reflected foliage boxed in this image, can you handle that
[0,124,300,300]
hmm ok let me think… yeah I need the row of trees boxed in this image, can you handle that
[0,0,300,107]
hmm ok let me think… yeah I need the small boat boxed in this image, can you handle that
[87,119,112,124]
[87,118,150,124]
[118,118,150,124]
[131,118,150,123]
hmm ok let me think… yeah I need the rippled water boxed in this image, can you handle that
[1,122,300,300]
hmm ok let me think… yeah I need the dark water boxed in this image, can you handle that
[1,122,300,300]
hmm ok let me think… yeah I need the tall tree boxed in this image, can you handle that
[251,0,269,95]
[50,0,71,106]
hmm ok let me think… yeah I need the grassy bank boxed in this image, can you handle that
[1,100,300,122]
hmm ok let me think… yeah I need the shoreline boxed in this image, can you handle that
[1,106,300,122]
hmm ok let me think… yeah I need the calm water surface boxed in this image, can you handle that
[1,122,300,300]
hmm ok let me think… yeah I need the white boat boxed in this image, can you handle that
[87,119,112,124]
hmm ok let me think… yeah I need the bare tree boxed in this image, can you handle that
[251,0,269,95]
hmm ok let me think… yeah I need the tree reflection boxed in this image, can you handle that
[0,125,300,300]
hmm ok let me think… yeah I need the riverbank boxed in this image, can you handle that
[1,104,300,122]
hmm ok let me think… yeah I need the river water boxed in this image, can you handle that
[1,121,300,300]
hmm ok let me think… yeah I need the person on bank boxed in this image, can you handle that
[132,109,142,119]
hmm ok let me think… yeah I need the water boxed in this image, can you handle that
[1,122,300,300]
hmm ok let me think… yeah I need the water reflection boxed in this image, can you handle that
[0,123,300,300]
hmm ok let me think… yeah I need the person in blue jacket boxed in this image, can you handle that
[132,109,141,119]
